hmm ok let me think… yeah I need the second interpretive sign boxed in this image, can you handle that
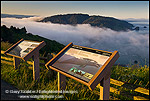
[4,38,46,61]
[8,40,41,58]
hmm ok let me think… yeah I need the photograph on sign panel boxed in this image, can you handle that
[52,48,110,82]
[23,48,33,53]
[8,40,41,57]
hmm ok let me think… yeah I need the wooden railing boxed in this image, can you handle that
[1,50,149,100]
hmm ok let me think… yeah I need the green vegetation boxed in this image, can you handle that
[1,57,149,100]
[111,65,149,89]
[1,63,100,100]
[39,13,134,31]
[1,41,149,100]
[1,41,13,51]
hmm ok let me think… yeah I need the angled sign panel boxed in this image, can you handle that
[46,42,119,90]
[4,38,46,61]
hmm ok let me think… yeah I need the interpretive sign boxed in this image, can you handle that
[45,42,119,92]
[4,38,46,81]
[4,38,46,61]
[52,45,110,82]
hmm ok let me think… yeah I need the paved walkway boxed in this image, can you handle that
[1,79,34,100]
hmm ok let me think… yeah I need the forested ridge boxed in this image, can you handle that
[39,13,134,31]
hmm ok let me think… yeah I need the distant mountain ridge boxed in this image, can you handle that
[1,14,35,18]
[39,13,134,31]
[123,18,149,22]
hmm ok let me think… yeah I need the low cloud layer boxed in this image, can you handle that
[1,17,149,65]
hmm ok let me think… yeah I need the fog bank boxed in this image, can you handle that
[1,17,149,65]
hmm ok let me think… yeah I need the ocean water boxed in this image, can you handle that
[119,21,149,66]
[130,21,149,35]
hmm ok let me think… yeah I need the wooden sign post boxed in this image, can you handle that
[58,72,66,91]
[99,70,111,100]
[4,38,46,81]
[13,57,20,69]
[32,51,40,81]
[45,42,119,100]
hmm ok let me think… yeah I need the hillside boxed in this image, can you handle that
[39,13,134,31]
[1,25,65,55]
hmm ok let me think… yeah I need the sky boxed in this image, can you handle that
[1,1,149,19]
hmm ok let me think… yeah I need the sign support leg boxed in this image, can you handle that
[13,57,20,69]
[100,74,110,100]
[58,72,66,92]
[33,51,40,82]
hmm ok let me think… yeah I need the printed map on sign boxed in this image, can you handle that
[52,47,110,82]
[8,40,40,57]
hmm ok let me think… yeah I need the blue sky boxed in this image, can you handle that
[1,1,149,19]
